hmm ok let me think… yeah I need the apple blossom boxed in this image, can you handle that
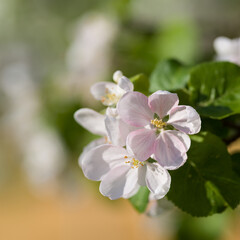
[74,108,108,166]
[81,144,171,200]
[117,91,201,169]
[74,107,137,165]
[90,70,133,106]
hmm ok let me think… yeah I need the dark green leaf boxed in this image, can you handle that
[200,118,228,139]
[130,73,149,95]
[129,186,150,213]
[188,62,240,119]
[231,153,240,177]
[205,181,227,214]
[167,132,240,217]
[149,59,190,92]
[175,89,191,105]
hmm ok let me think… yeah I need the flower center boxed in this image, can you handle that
[151,118,167,129]
[101,89,120,105]
[124,156,145,169]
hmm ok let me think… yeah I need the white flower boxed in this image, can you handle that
[90,70,134,106]
[214,36,240,65]
[81,144,171,200]
[74,108,109,166]
[74,107,136,165]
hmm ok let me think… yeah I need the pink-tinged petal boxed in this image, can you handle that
[168,105,201,134]
[153,130,188,170]
[118,76,134,92]
[119,119,139,145]
[74,108,106,136]
[170,131,191,151]
[148,91,179,119]
[100,165,139,200]
[145,162,171,199]
[117,91,153,127]
[105,107,138,146]
[79,137,106,167]
[127,129,156,162]
[81,144,129,181]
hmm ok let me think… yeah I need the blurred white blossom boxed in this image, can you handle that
[0,55,66,191]
[214,36,240,65]
[65,12,118,100]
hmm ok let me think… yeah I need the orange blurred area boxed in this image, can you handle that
[0,182,164,240]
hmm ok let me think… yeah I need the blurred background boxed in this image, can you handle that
[0,0,240,239]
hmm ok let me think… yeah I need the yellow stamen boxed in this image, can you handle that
[151,118,167,129]
[101,88,120,105]
[125,157,145,168]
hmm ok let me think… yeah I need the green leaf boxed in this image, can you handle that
[231,153,240,177]
[149,59,190,92]
[129,186,150,213]
[167,132,240,217]
[205,181,227,214]
[188,62,240,119]
[130,73,149,95]
[200,118,228,139]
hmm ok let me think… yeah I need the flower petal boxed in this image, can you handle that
[148,90,179,119]
[122,184,140,199]
[137,165,147,186]
[118,76,134,92]
[100,165,139,200]
[127,129,156,161]
[168,105,201,134]
[105,107,137,146]
[105,108,123,146]
[90,82,117,100]
[145,162,171,199]
[113,70,123,83]
[153,130,188,170]
[74,108,106,135]
[118,91,153,127]
[81,144,129,181]
[171,130,191,151]
[90,82,124,106]
[79,137,106,167]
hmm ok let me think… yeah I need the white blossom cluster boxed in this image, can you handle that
[75,71,201,200]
